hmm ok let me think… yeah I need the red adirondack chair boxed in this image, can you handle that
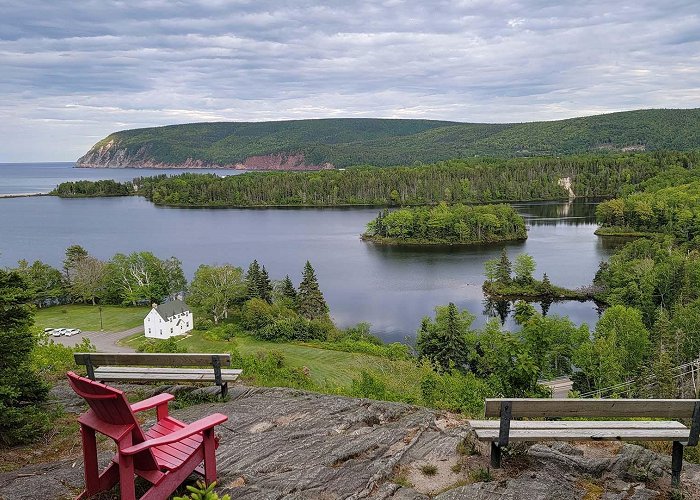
[67,371,228,500]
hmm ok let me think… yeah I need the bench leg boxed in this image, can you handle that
[672,441,683,488]
[490,442,501,468]
[220,381,228,398]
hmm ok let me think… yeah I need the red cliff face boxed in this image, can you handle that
[233,153,333,171]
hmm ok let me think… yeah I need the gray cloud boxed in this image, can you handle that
[0,0,699,161]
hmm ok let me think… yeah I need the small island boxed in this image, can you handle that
[482,249,593,301]
[361,203,528,245]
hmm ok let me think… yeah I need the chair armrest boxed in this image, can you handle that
[120,413,228,455]
[130,393,175,413]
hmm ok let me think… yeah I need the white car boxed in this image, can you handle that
[51,329,65,337]
[44,328,55,334]
[64,328,81,337]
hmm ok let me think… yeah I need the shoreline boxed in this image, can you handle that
[0,192,48,199]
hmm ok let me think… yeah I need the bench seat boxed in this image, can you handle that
[469,419,689,442]
[94,366,243,382]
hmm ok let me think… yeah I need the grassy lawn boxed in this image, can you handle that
[178,332,400,388]
[34,305,149,332]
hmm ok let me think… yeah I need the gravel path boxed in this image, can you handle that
[52,325,143,352]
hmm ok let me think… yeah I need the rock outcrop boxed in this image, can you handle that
[1,385,699,499]
[76,140,333,171]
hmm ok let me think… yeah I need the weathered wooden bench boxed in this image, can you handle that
[74,353,242,397]
[469,398,700,487]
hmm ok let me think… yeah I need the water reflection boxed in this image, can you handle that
[0,187,616,342]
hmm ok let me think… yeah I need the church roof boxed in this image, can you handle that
[154,299,189,321]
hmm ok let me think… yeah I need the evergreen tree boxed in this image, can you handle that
[416,303,475,373]
[0,269,50,446]
[257,265,273,304]
[280,275,297,301]
[297,261,329,320]
[651,347,676,398]
[540,273,554,296]
[246,260,262,299]
[495,248,512,283]
[63,244,88,279]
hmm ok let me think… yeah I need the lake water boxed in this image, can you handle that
[0,163,615,342]
[0,162,244,195]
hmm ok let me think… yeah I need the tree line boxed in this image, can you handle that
[53,151,700,207]
[363,203,527,244]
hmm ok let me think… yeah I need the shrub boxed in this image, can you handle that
[138,338,188,353]
[241,298,274,331]
[229,345,313,389]
[203,323,240,341]
[174,481,230,500]
[32,333,96,380]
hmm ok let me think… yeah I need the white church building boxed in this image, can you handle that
[144,299,193,339]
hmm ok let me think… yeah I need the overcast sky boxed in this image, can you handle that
[1,0,699,162]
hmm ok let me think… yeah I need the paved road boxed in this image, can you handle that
[53,326,144,352]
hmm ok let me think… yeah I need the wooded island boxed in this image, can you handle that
[362,203,527,245]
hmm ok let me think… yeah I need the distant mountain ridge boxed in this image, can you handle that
[76,109,700,170]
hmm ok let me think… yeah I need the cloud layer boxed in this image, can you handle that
[1,0,699,161]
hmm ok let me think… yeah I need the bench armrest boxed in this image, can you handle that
[130,393,175,413]
[120,413,228,455]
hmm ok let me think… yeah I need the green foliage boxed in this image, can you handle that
[245,260,272,303]
[364,203,527,244]
[79,111,700,169]
[137,337,188,353]
[297,261,329,320]
[0,270,51,446]
[73,150,693,208]
[241,298,275,331]
[496,249,512,284]
[32,334,96,380]
[188,264,246,323]
[513,254,536,284]
[51,179,134,197]
[107,252,185,305]
[15,259,65,307]
[416,303,476,373]
[229,346,314,390]
[174,481,230,500]
[469,467,493,483]
[519,314,589,379]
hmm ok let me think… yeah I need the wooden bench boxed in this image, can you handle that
[74,353,242,397]
[469,398,700,487]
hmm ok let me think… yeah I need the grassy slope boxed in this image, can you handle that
[79,109,700,167]
[34,305,149,332]
[179,333,404,388]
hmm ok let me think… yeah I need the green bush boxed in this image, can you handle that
[229,345,313,389]
[31,333,95,380]
[138,338,188,353]
[241,298,274,330]
[174,481,230,500]
[202,323,240,341]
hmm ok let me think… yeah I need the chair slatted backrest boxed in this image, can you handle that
[67,371,159,471]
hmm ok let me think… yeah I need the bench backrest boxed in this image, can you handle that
[74,352,231,368]
[485,398,700,419]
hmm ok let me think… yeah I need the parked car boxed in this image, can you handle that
[64,328,81,336]
[51,329,64,337]
[44,328,55,334]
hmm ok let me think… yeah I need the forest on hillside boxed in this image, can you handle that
[77,108,700,168]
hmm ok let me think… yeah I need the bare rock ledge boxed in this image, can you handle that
[2,385,700,499]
